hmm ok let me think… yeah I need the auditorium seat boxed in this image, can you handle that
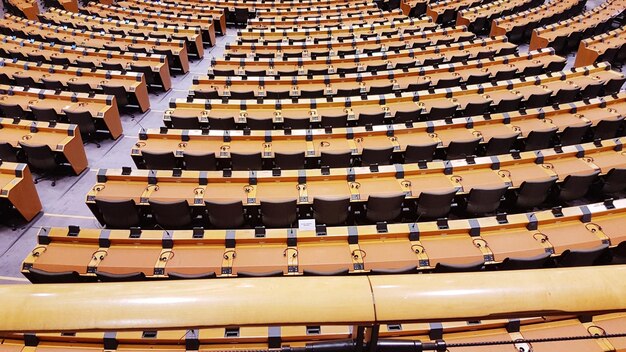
[205,200,246,229]
[96,271,147,282]
[484,134,519,156]
[183,152,217,171]
[261,199,298,228]
[365,193,405,223]
[0,142,18,162]
[360,146,394,166]
[30,106,57,122]
[18,142,60,186]
[94,198,142,229]
[446,138,481,159]
[64,110,101,147]
[523,128,557,151]
[149,199,193,229]
[432,260,484,273]
[600,168,626,195]
[26,267,82,284]
[555,171,600,202]
[275,152,306,169]
[415,189,457,220]
[497,253,553,270]
[0,102,25,119]
[559,124,590,146]
[461,186,508,216]
[510,178,557,211]
[320,150,351,168]
[556,244,610,267]
[593,117,624,140]
[142,151,178,170]
[171,115,202,129]
[231,152,263,170]
[404,142,438,163]
[313,196,351,226]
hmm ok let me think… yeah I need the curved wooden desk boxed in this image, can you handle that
[575,25,626,67]
[0,161,41,221]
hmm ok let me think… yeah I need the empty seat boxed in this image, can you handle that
[321,114,348,128]
[0,102,25,119]
[593,117,624,140]
[484,134,518,156]
[96,271,146,282]
[260,199,298,228]
[359,112,386,126]
[231,152,263,170]
[149,199,193,229]
[601,168,626,194]
[361,146,394,166]
[283,117,310,130]
[427,104,457,120]
[525,91,552,109]
[404,142,437,163]
[556,171,600,202]
[67,81,93,94]
[18,142,60,186]
[64,110,100,146]
[523,128,557,151]
[183,152,216,171]
[274,152,305,169]
[205,200,245,229]
[462,186,508,216]
[511,178,557,210]
[42,78,64,91]
[432,261,484,273]
[313,196,350,226]
[415,189,457,220]
[552,85,580,104]
[26,268,82,284]
[94,197,141,228]
[559,123,590,146]
[446,138,481,159]
[365,193,405,223]
[168,272,216,280]
[142,151,177,170]
[171,115,201,129]
[0,142,17,162]
[556,244,609,267]
[13,75,38,88]
[394,109,422,123]
[320,150,351,168]
[246,117,273,130]
[102,85,130,110]
[498,252,552,270]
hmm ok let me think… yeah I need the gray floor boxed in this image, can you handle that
[0,0,624,283]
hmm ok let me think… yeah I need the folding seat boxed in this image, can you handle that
[261,199,298,228]
[555,171,600,202]
[320,150,351,168]
[254,52,274,59]
[94,197,142,228]
[18,142,62,186]
[415,189,456,220]
[13,74,39,88]
[321,113,348,128]
[283,117,310,130]
[492,95,522,113]
[231,152,263,170]
[552,85,580,104]
[26,268,82,283]
[484,133,518,156]
[360,146,394,166]
[434,37,455,46]
[266,90,290,100]
[559,123,590,146]
[307,68,329,76]
[206,200,245,229]
[30,106,58,122]
[103,44,124,52]
[593,117,624,140]
[274,152,306,169]
[0,102,25,119]
[524,91,552,109]
[208,116,236,130]
[183,151,216,171]
[462,185,508,216]
[433,260,484,273]
[313,196,351,226]
[171,115,201,129]
[67,81,93,94]
[394,109,422,123]
[510,178,557,210]
[142,151,177,170]
[523,127,557,151]
[358,112,386,126]
[300,89,324,99]
[246,117,273,130]
[446,137,481,159]
[365,193,405,223]
[149,199,193,229]
[337,49,356,57]
[404,142,438,163]
[615,45,626,65]
[437,8,456,25]
[0,142,17,162]
[102,85,130,110]
[497,252,552,270]
[556,244,609,267]
[600,168,626,195]
[108,28,126,36]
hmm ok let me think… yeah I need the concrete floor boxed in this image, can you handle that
[0,0,624,283]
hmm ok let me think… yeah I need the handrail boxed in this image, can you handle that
[1,266,626,332]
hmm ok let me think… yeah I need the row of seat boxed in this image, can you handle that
[490,0,586,43]
[424,0,483,25]
[0,34,173,91]
[0,84,122,140]
[88,137,626,229]
[0,57,151,112]
[0,14,191,74]
[134,92,626,171]
[0,118,88,176]
[195,49,565,100]
[40,7,205,60]
[5,0,40,21]
[0,161,41,222]
[255,2,380,20]
[245,9,407,30]
[575,24,626,67]
[456,0,542,34]
[167,63,624,129]
[25,199,626,281]
[529,0,626,53]
[4,313,624,352]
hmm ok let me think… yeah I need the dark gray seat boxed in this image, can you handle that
[261,199,298,228]
[205,200,245,229]
[365,193,405,223]
[313,196,350,226]
[415,189,457,220]
[183,152,216,171]
[94,197,141,228]
[149,199,193,229]
[142,151,177,170]
[231,152,263,171]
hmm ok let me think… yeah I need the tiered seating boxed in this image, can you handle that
[39,8,205,60]
[490,0,586,43]
[0,58,150,112]
[25,197,626,280]
[0,118,88,175]
[246,9,407,30]
[0,34,172,91]
[0,14,191,74]
[134,92,626,169]
[575,24,626,67]
[192,49,565,100]
[167,63,623,129]
[425,0,485,25]
[0,84,123,140]
[84,1,220,45]
[5,0,40,21]
[224,26,476,58]
[0,161,41,222]
[456,0,542,34]
[255,2,381,20]
[529,0,626,53]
